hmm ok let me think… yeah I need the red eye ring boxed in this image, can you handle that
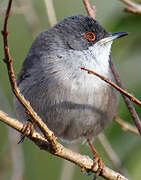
[84,32,96,41]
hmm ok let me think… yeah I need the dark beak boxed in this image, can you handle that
[112,32,128,40]
[99,32,128,44]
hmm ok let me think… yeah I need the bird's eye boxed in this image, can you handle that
[84,32,96,41]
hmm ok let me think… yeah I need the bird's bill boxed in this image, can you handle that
[100,32,128,44]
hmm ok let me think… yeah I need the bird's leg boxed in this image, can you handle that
[87,139,104,180]
[18,120,34,144]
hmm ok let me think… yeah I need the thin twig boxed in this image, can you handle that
[0,110,129,180]
[109,59,141,135]
[121,0,141,14]
[1,0,57,152]
[83,0,96,19]
[81,67,141,109]
[114,116,139,135]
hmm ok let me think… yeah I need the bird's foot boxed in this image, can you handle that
[18,121,34,144]
[87,139,104,180]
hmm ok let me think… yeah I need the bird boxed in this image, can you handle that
[14,14,127,143]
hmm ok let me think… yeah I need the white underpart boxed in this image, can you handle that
[70,40,113,90]
[82,40,113,78]
[80,41,112,102]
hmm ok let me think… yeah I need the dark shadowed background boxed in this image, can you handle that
[0,0,141,180]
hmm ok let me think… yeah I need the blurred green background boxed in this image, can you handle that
[0,0,141,180]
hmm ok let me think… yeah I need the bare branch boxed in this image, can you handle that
[83,0,96,19]
[121,0,141,14]
[0,110,129,180]
[114,116,139,135]
[1,0,57,152]
[109,60,141,135]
